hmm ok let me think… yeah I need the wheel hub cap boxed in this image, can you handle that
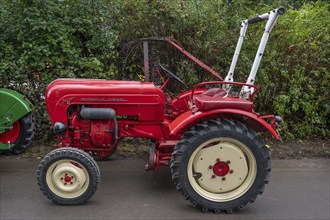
[64,175,72,183]
[0,121,20,144]
[46,160,89,198]
[191,141,249,193]
[212,161,229,177]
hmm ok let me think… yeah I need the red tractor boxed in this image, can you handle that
[37,7,284,213]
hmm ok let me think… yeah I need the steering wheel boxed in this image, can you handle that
[158,64,186,85]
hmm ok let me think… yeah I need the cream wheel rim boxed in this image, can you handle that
[46,160,89,198]
[187,137,257,202]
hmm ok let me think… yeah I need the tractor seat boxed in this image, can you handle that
[198,88,228,98]
[195,88,253,111]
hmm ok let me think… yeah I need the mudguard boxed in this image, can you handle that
[0,88,34,134]
[169,109,279,139]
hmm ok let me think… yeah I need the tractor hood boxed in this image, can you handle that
[46,79,165,123]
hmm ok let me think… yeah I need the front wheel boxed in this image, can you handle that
[170,119,271,213]
[37,147,100,205]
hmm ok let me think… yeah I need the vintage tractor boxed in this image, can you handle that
[0,88,36,154]
[37,7,284,213]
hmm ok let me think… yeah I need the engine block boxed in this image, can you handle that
[68,110,116,153]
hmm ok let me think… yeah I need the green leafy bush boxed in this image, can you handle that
[0,0,118,139]
[0,0,328,140]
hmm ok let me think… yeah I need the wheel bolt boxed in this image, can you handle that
[71,176,74,179]
[64,182,67,185]
[208,165,213,169]
[60,177,63,180]
[226,160,231,164]
[216,158,220,162]
[70,182,73,185]
[212,175,216,179]
[65,173,68,176]
[222,177,226,181]
[230,170,234,174]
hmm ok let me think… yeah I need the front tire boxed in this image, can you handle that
[170,119,271,213]
[37,147,100,205]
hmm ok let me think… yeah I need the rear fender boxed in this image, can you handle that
[169,109,279,139]
[0,89,34,133]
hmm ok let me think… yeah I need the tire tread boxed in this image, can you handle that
[11,113,36,154]
[37,147,100,205]
[170,119,271,213]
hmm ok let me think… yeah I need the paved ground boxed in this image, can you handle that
[0,157,329,220]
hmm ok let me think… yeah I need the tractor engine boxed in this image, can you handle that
[67,106,118,156]
[46,79,166,158]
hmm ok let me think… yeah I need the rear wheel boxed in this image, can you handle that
[37,147,100,205]
[0,113,35,154]
[170,119,270,213]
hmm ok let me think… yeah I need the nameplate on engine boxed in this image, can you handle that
[80,98,127,102]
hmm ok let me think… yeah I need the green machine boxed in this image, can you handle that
[0,88,35,153]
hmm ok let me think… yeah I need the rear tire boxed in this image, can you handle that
[170,119,270,213]
[11,113,36,154]
[37,147,100,205]
[0,113,36,154]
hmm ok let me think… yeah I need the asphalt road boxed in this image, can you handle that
[0,157,329,220]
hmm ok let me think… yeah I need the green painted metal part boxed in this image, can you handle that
[0,88,34,150]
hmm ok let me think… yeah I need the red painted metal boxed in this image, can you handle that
[45,78,279,163]
[70,162,82,168]
[169,109,279,139]
[213,161,230,177]
[165,37,223,81]
[195,96,254,112]
[64,176,71,183]
[191,81,258,102]
[46,79,165,125]
[168,89,205,119]
[0,121,20,144]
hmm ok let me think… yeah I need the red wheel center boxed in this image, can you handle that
[0,121,20,144]
[64,176,72,182]
[213,161,229,176]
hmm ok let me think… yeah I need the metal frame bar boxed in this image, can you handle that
[165,37,223,80]
[242,7,284,95]
[143,40,150,82]
[223,7,285,97]
[142,37,223,81]
[223,21,248,88]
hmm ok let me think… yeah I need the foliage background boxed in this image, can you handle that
[0,0,329,140]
